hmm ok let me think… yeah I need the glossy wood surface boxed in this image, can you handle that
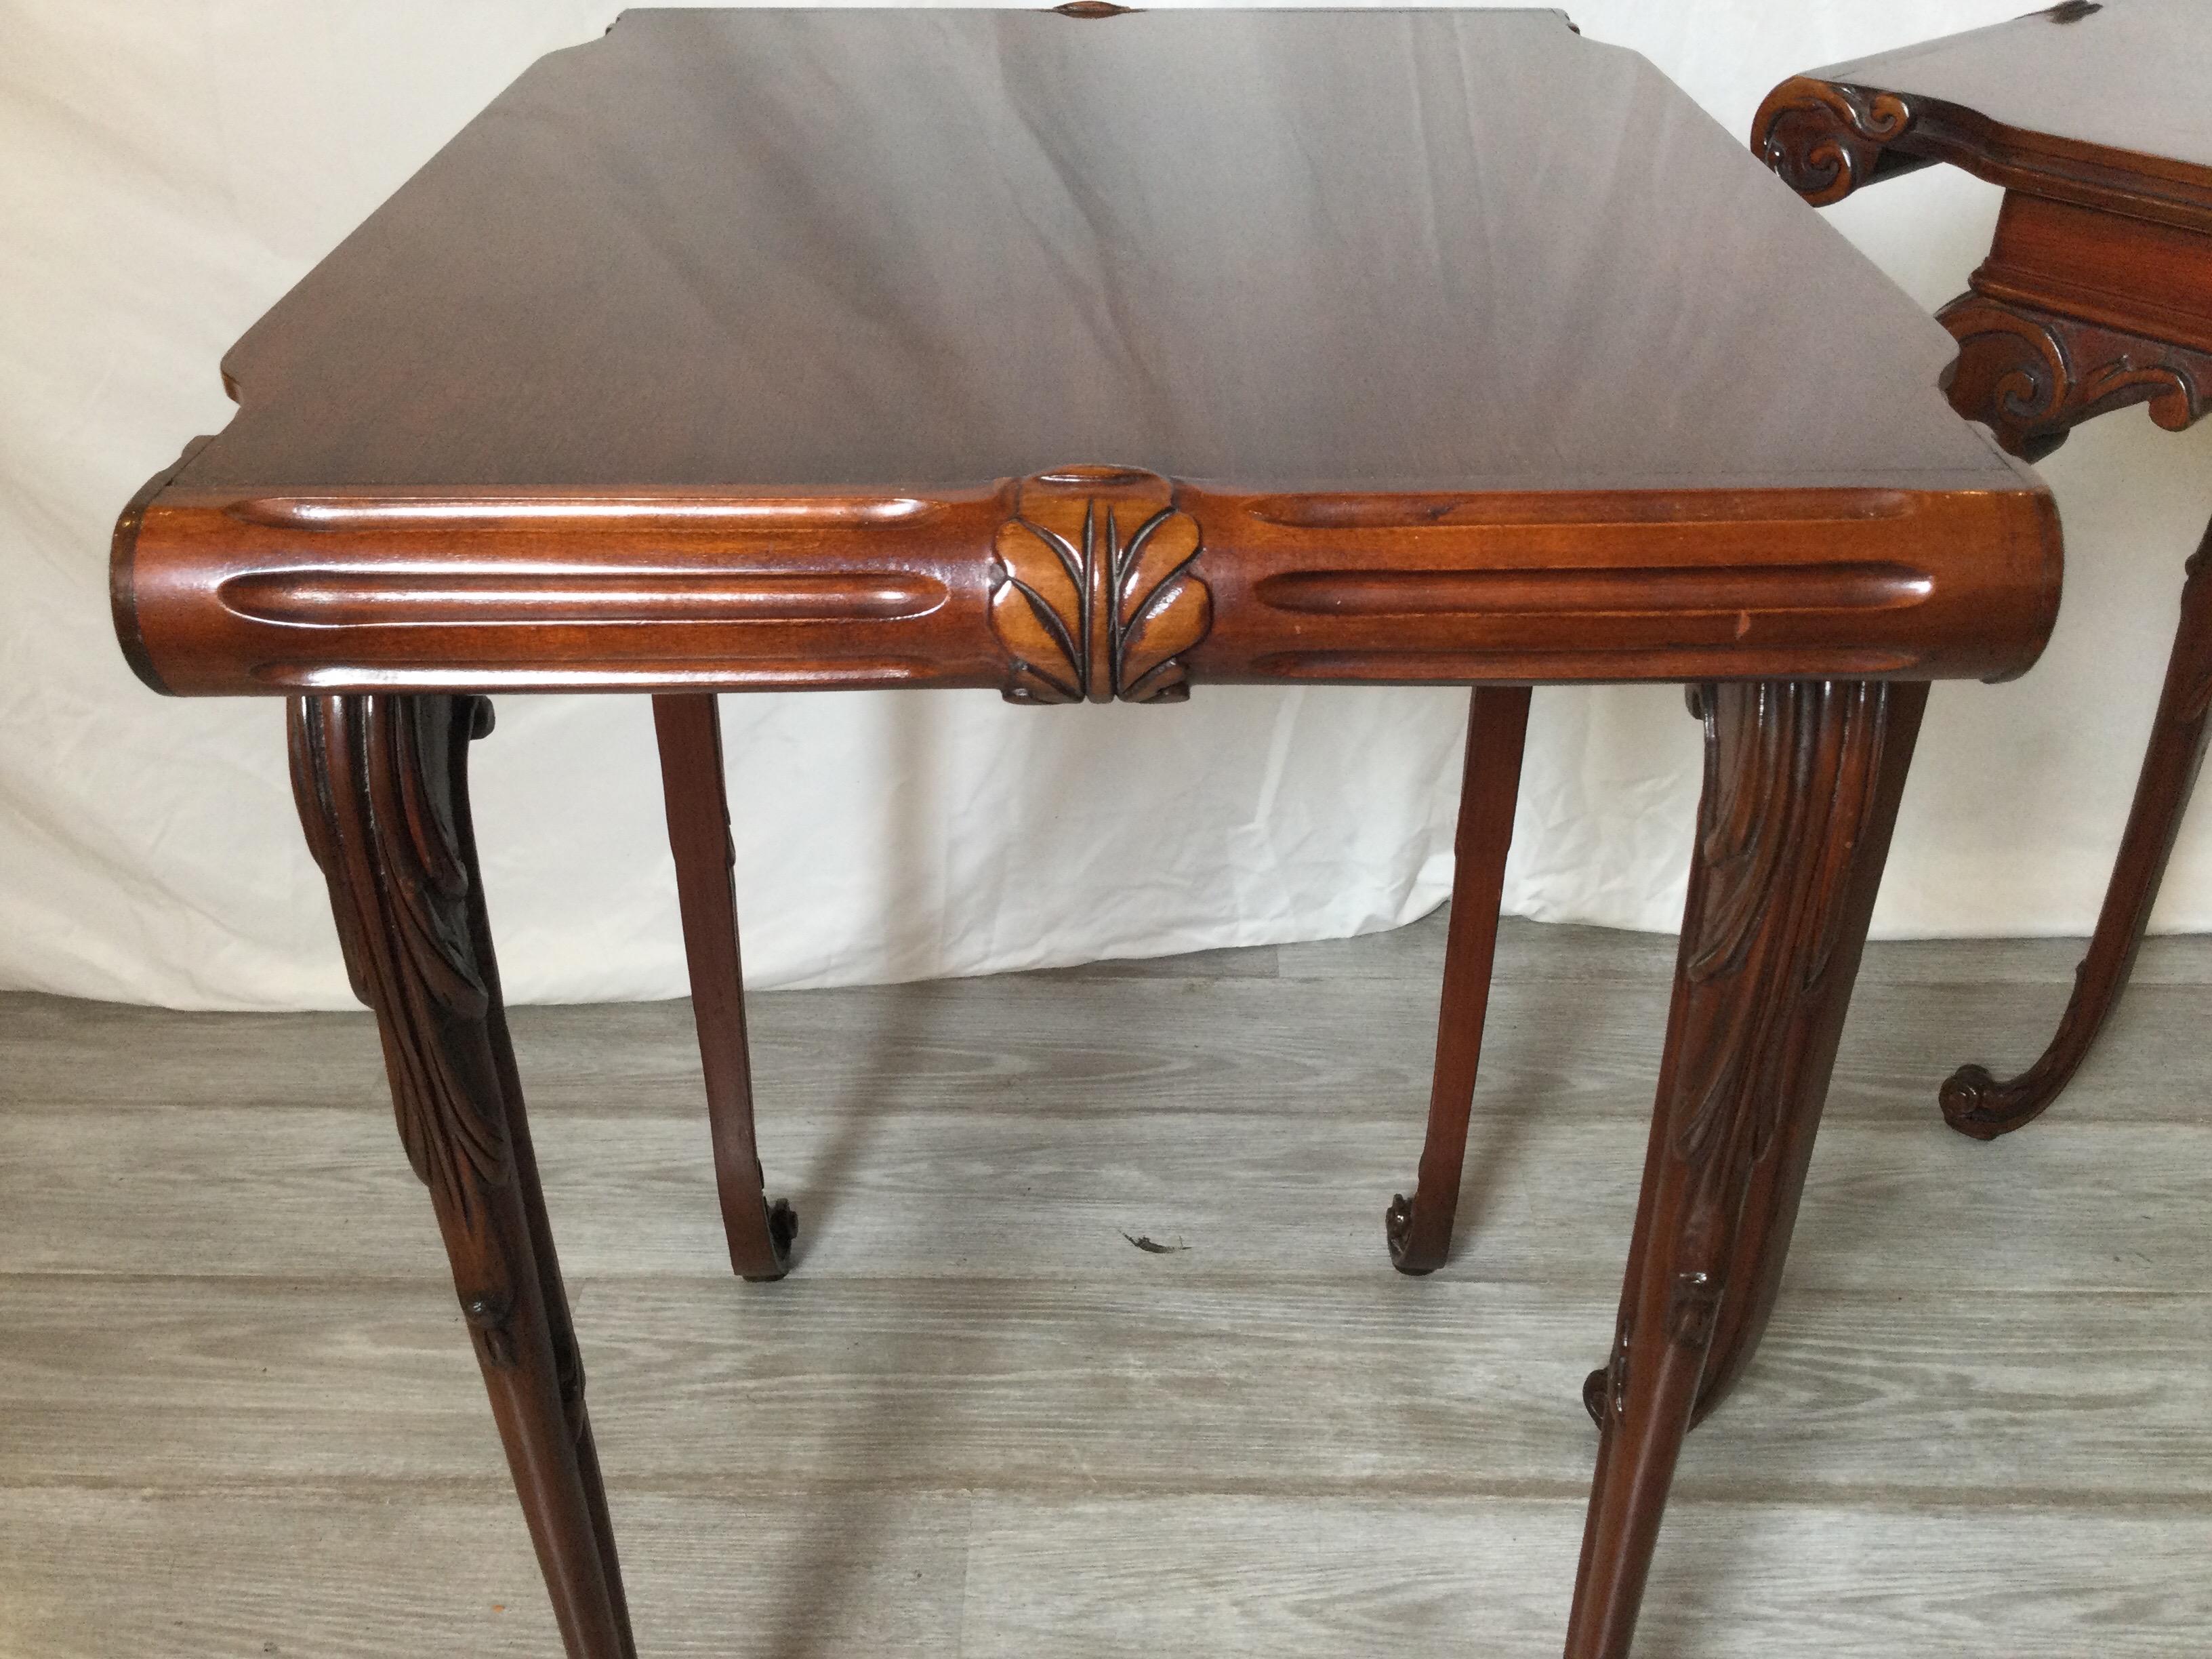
[1568,679,1924,1658]
[112,9,2060,701]
[1759,2,2212,231]
[176,9,2015,494]
[1387,686,1530,1276]
[289,695,635,1657]
[651,694,796,1281]
[119,473,2060,697]
[1809,0,2212,191]
[1758,5,2212,1147]
[104,10,2083,1658]
[1943,527,2212,1136]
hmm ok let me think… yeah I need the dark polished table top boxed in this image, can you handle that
[1814,0,2212,176]
[118,8,2060,701]
[109,16,2070,1654]
[181,7,2024,495]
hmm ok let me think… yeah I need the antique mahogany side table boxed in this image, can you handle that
[1758,0,2212,1139]
[111,10,2061,1657]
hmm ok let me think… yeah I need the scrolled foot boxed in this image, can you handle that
[1938,1061,2058,1141]
[1582,1367,1608,1429]
[1385,1192,1443,1276]
[741,1197,799,1284]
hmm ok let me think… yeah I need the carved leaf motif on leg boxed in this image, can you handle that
[291,693,636,1655]
[1565,680,1919,1658]
[289,695,513,1241]
[990,466,1212,703]
[1591,684,1894,1428]
[1669,683,1886,1248]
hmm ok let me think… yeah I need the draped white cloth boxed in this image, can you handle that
[6,0,2209,1010]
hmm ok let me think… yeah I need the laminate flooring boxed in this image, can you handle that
[1,914,2206,1656]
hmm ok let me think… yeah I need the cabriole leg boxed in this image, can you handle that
[652,693,796,1280]
[1565,680,1923,1659]
[291,694,637,1659]
[1388,684,1531,1274]
[1942,534,2212,1139]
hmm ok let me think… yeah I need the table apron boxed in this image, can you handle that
[115,472,2060,698]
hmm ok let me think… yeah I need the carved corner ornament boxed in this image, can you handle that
[990,466,1212,704]
[1753,77,1918,207]
[1938,293,2212,462]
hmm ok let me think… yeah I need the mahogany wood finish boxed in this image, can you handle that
[991,467,1211,704]
[1944,532,2212,1136]
[1387,686,1530,1276]
[651,694,796,1280]
[1570,680,1923,1656]
[288,694,634,1658]
[1755,0,2212,1139]
[1936,289,2212,465]
[113,10,2068,1656]
[1569,680,1924,1659]
[117,472,2055,698]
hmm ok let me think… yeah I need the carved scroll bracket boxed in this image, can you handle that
[1753,78,1919,207]
[1938,293,2212,461]
[989,466,1212,704]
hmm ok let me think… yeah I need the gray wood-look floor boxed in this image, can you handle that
[1,913,2207,1657]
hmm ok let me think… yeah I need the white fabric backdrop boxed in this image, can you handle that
[6,1,2211,1010]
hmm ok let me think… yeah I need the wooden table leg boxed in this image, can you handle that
[1941,529,2212,1139]
[291,694,637,1659]
[1565,680,1924,1659]
[1387,684,1531,1274]
[651,693,796,1281]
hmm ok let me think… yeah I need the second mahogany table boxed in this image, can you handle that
[112,9,2060,1656]
[1758,0,2212,1139]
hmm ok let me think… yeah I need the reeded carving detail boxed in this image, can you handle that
[1754,77,1917,206]
[1666,682,1896,1315]
[1582,682,1908,1435]
[990,467,1211,704]
[289,694,513,1238]
[1938,294,2212,462]
[1672,684,1887,1168]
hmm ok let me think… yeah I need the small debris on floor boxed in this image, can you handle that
[1120,1230,1189,1254]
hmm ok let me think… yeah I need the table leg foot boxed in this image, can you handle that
[653,692,794,1281]
[747,1197,800,1283]
[293,694,638,1659]
[1384,1190,1435,1275]
[1940,532,2212,1142]
[1580,1365,1611,1429]
[1388,685,1530,1276]
[1564,680,1921,1657]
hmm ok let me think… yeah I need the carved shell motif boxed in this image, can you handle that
[990,467,1212,703]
